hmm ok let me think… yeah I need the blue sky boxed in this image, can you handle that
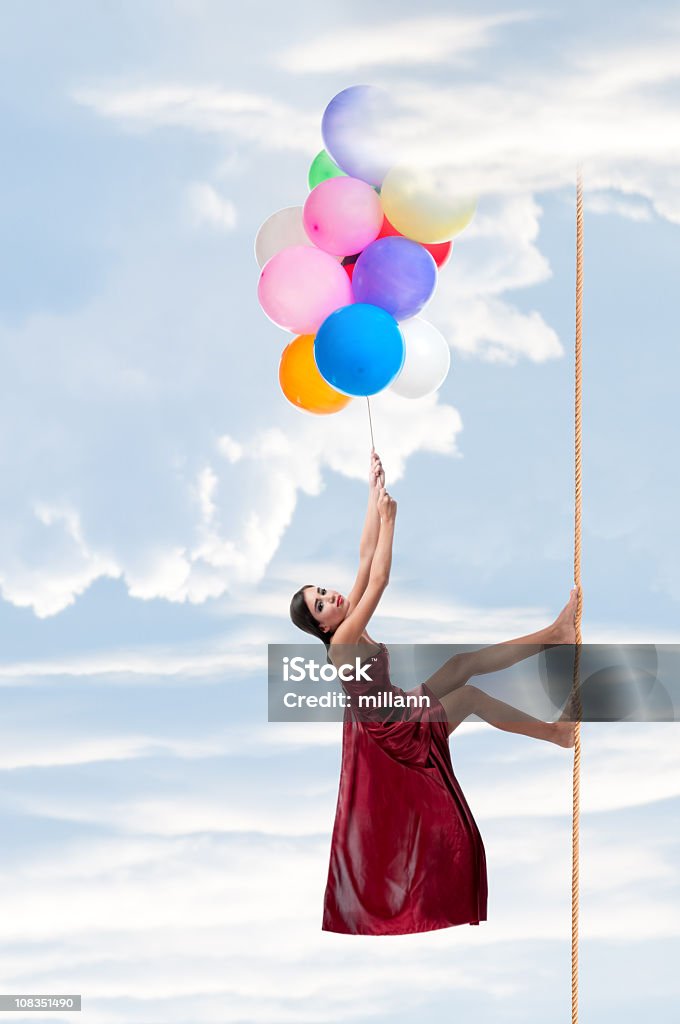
[1,1,680,1021]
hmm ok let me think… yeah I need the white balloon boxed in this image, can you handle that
[389,318,451,399]
[254,207,313,268]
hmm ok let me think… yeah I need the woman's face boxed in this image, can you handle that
[304,585,347,635]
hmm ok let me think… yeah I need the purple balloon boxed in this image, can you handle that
[353,236,437,321]
[321,85,395,187]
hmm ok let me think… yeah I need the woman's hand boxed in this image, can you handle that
[377,486,397,524]
[369,448,385,496]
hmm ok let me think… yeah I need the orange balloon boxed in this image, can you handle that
[279,333,352,414]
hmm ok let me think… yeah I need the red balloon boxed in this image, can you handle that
[378,216,453,269]
[341,254,358,281]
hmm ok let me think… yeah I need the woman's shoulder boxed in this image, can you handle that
[329,637,384,668]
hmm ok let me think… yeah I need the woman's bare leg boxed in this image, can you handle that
[440,684,576,746]
[425,588,578,700]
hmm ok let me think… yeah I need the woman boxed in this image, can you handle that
[290,450,577,935]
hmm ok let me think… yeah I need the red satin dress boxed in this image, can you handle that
[322,642,488,935]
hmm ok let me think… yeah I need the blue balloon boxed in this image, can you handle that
[314,304,405,397]
[353,236,437,321]
[321,85,395,187]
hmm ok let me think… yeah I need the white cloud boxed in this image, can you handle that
[573,37,680,97]
[427,194,562,363]
[0,276,464,617]
[9,724,680,833]
[115,407,455,610]
[2,715,679,1017]
[585,191,653,222]
[0,587,553,682]
[1,21,678,618]
[3,733,675,937]
[216,433,243,462]
[72,27,680,214]
[73,85,320,153]
[278,13,533,73]
[0,827,537,1018]
[438,295,561,364]
[0,722,346,770]
[0,732,231,770]
[0,644,266,682]
[185,182,237,230]
[0,502,121,618]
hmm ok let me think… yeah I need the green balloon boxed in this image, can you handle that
[308,149,346,190]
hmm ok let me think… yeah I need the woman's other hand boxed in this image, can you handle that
[369,448,385,495]
[377,486,397,524]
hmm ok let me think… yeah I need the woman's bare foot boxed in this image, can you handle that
[551,720,576,748]
[549,587,578,644]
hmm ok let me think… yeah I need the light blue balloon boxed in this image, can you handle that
[321,85,395,187]
[314,304,405,397]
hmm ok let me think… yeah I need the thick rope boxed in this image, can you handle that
[571,170,584,1023]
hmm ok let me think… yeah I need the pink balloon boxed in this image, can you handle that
[303,177,383,256]
[257,245,354,334]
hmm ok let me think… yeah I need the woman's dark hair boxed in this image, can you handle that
[290,585,333,659]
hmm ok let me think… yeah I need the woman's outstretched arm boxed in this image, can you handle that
[345,450,384,610]
[332,487,397,650]
[359,448,384,559]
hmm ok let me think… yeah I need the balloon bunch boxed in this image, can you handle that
[255,85,476,415]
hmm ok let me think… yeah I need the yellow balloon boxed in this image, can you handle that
[381,165,477,244]
[279,333,352,415]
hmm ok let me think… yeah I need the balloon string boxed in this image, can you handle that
[366,398,375,450]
